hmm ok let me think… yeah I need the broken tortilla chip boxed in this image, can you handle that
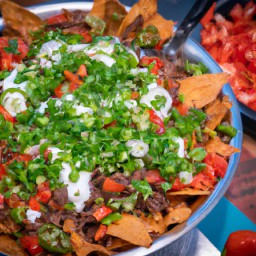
[117,0,157,38]
[140,212,166,234]
[106,213,152,248]
[90,0,127,36]
[143,13,174,42]
[106,238,131,250]
[0,235,27,256]
[70,232,114,256]
[164,206,192,227]
[167,188,211,196]
[0,0,44,43]
[205,95,232,130]
[205,136,240,156]
[178,73,229,108]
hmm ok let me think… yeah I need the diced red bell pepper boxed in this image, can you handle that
[29,196,40,211]
[20,235,44,256]
[93,205,112,221]
[148,109,165,135]
[222,230,256,256]
[36,181,52,204]
[103,177,126,193]
[95,224,108,241]
[0,105,15,123]
[145,169,166,184]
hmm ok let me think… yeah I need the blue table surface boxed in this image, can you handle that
[1,0,255,254]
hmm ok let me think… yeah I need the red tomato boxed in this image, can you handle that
[148,109,165,135]
[95,224,108,241]
[204,153,228,178]
[140,56,164,75]
[47,14,68,25]
[175,103,189,116]
[20,235,44,256]
[103,177,126,193]
[222,230,256,256]
[0,164,6,180]
[93,206,112,221]
[29,196,40,211]
[131,91,140,100]
[36,182,51,204]
[0,194,4,209]
[170,177,186,191]
[77,64,88,78]
[80,31,93,43]
[145,169,165,184]
[0,105,15,123]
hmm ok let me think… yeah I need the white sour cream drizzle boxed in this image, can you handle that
[59,163,91,213]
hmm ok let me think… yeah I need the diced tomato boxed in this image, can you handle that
[140,56,164,75]
[0,164,6,180]
[200,2,217,27]
[16,154,33,164]
[95,224,108,241]
[103,177,126,193]
[154,39,165,51]
[47,13,68,25]
[170,177,186,191]
[80,31,93,43]
[29,196,40,211]
[36,182,51,204]
[204,153,228,178]
[20,235,44,256]
[0,50,13,71]
[145,169,165,184]
[43,149,51,162]
[0,194,4,209]
[175,103,189,116]
[93,206,112,221]
[0,105,15,123]
[131,91,140,100]
[148,109,165,135]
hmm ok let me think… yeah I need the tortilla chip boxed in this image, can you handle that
[143,13,174,42]
[140,212,166,234]
[63,219,75,233]
[190,195,208,213]
[117,0,157,38]
[0,0,44,43]
[164,206,192,227]
[0,217,21,234]
[70,232,114,256]
[178,73,229,108]
[90,0,127,36]
[205,136,240,156]
[106,213,152,248]
[106,238,131,250]
[0,235,27,256]
[205,96,232,130]
[167,188,211,196]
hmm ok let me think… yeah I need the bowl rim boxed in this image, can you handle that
[0,2,243,255]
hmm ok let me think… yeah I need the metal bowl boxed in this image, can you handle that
[0,2,243,255]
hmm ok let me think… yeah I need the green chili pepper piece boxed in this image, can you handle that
[38,224,73,253]
[135,25,160,48]
[216,124,237,138]
[10,207,26,224]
